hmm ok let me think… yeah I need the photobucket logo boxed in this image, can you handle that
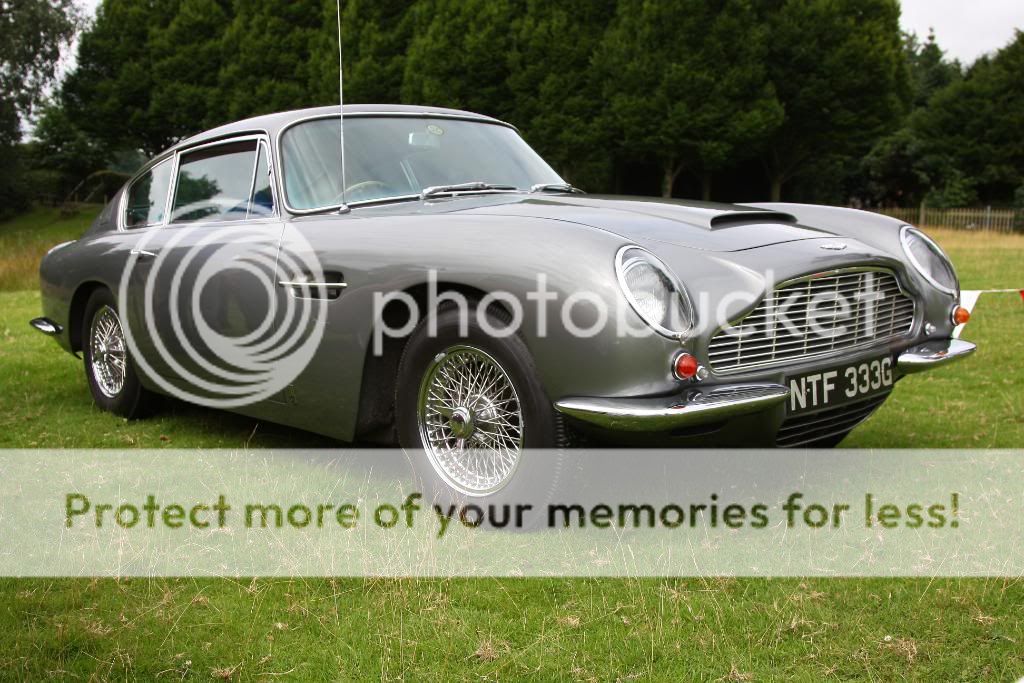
[117,224,327,408]
[370,268,894,353]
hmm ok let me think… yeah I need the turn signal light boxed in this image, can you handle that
[952,306,971,325]
[673,352,699,380]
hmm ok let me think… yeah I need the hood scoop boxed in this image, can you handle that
[708,211,798,230]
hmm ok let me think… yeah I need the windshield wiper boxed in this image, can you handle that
[420,182,519,200]
[530,182,584,194]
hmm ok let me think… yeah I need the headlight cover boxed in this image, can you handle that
[900,226,959,296]
[615,246,694,338]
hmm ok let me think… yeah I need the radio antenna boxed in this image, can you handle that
[335,0,349,213]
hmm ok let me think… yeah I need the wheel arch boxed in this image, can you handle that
[68,280,111,353]
[353,280,514,443]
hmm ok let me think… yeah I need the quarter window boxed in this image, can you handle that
[124,159,172,228]
[171,140,267,223]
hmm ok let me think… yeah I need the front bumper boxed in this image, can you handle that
[896,338,976,373]
[555,337,975,433]
[555,384,789,432]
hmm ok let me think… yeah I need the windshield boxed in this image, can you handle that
[280,116,564,210]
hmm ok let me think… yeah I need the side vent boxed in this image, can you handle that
[709,211,798,229]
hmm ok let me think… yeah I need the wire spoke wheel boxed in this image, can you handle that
[417,345,524,495]
[89,305,127,398]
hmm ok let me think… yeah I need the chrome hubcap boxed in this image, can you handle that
[417,345,524,495]
[90,305,127,398]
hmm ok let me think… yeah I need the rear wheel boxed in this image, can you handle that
[395,303,567,525]
[82,288,155,418]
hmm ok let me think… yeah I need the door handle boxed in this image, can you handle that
[130,248,158,259]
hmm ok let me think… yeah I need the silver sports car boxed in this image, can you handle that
[33,104,975,499]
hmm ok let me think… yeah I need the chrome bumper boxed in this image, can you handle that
[896,338,976,374]
[555,384,789,432]
[29,317,62,336]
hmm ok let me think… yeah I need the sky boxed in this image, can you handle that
[899,0,1024,64]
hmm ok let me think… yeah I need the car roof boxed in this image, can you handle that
[171,104,513,152]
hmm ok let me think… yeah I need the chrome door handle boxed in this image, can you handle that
[130,248,158,258]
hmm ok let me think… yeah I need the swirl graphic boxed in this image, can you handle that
[117,223,328,408]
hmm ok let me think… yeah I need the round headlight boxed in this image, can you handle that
[900,226,959,296]
[615,246,694,338]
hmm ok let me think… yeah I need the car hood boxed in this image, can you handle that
[437,194,839,252]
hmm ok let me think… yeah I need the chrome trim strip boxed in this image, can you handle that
[278,281,347,288]
[896,338,976,374]
[554,383,789,432]
[29,317,62,336]
[118,132,277,231]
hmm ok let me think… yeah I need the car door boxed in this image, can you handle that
[126,136,291,405]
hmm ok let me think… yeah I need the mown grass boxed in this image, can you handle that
[0,207,1022,679]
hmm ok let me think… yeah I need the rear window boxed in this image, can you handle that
[124,159,173,228]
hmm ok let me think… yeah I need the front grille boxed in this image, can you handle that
[708,269,915,373]
[776,391,891,447]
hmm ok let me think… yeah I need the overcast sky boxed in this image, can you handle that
[899,0,1023,63]
[68,0,1024,69]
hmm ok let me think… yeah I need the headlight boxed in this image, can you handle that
[615,246,694,338]
[900,226,958,296]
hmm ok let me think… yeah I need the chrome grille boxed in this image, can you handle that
[708,269,915,373]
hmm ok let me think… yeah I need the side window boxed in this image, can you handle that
[124,159,172,228]
[248,144,275,218]
[171,140,260,223]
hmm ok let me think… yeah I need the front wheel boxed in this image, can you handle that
[395,303,567,521]
[82,288,155,418]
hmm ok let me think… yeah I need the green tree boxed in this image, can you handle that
[597,0,783,199]
[63,0,182,156]
[0,0,80,215]
[757,0,909,201]
[904,30,962,108]
[216,0,324,121]
[401,0,518,119]
[506,0,617,190]
[913,30,1024,204]
[857,30,962,206]
[149,0,233,140]
[309,0,413,105]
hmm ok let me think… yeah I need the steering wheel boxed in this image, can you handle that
[340,180,391,203]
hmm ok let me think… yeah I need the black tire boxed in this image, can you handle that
[395,301,568,529]
[82,288,156,419]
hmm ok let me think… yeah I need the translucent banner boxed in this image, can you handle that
[0,449,1020,577]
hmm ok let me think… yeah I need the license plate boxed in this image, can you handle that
[786,355,894,415]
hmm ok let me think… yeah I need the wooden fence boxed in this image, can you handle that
[866,206,1020,233]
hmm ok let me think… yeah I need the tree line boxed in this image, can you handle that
[3,0,1023,219]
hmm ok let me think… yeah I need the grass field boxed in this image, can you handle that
[0,207,1022,680]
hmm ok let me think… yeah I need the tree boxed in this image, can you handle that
[904,30,962,108]
[308,0,413,105]
[912,30,1024,204]
[505,0,617,190]
[596,0,782,199]
[216,0,324,121]
[0,0,80,215]
[401,0,519,119]
[857,30,962,206]
[62,0,182,156]
[757,0,909,201]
